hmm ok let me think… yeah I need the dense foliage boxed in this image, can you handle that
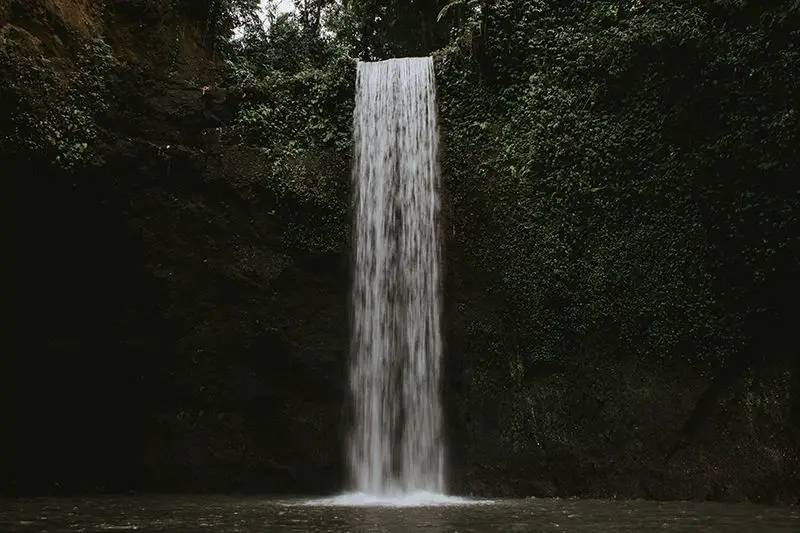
[434,0,800,458]
[441,0,799,363]
[0,28,117,168]
[230,54,355,252]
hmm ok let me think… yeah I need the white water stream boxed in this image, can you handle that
[347,57,445,498]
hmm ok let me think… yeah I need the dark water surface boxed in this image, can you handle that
[0,496,797,532]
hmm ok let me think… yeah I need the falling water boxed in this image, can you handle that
[348,57,444,496]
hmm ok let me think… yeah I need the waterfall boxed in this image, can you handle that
[348,57,444,496]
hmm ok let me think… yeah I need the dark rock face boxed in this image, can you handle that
[0,27,349,493]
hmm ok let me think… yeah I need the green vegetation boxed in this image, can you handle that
[225,6,356,252]
[437,0,799,365]
[0,30,117,169]
[433,0,799,461]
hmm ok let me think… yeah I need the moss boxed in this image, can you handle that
[437,0,800,500]
[437,0,800,368]
[226,56,356,253]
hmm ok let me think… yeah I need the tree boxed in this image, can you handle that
[330,0,452,60]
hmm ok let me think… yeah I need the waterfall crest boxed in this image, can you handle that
[348,57,445,496]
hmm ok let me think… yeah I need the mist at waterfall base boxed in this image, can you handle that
[312,57,462,507]
[3,497,798,532]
